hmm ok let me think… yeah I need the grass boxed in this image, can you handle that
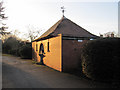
[32,61,37,64]
[2,54,13,57]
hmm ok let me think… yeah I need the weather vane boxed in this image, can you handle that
[61,6,65,16]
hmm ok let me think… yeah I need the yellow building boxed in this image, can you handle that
[32,16,98,72]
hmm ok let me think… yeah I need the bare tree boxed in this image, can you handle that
[25,25,42,42]
[99,31,118,38]
[103,31,118,37]
[12,29,21,36]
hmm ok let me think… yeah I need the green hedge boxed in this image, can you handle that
[81,38,120,82]
[19,44,32,59]
[2,36,32,59]
[2,36,21,55]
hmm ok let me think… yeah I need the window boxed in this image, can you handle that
[36,44,38,51]
[39,43,45,54]
[47,42,50,52]
[78,40,83,42]
[90,38,94,40]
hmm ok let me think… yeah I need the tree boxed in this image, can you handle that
[25,25,42,42]
[0,1,9,40]
[100,31,118,37]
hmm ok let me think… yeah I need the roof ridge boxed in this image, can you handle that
[48,17,64,36]
[35,16,67,41]
[50,16,67,35]
[66,19,98,37]
[33,16,98,41]
[37,18,63,39]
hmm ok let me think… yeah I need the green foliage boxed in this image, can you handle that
[81,38,120,82]
[0,1,9,36]
[19,44,32,59]
[2,36,32,59]
[2,36,21,55]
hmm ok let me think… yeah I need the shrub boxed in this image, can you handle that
[2,36,32,59]
[2,36,21,55]
[19,43,32,59]
[81,38,120,82]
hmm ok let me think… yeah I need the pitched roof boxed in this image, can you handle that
[35,16,98,41]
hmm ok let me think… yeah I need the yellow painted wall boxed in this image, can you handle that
[32,41,40,62]
[32,41,37,61]
[32,34,62,71]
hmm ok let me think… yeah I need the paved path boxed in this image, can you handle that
[2,55,112,88]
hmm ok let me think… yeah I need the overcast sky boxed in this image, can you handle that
[3,0,119,39]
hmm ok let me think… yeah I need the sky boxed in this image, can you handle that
[2,0,119,39]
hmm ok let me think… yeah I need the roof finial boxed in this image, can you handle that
[61,6,65,16]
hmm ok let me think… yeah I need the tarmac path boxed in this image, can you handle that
[2,54,112,88]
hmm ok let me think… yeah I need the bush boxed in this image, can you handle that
[2,36,32,59]
[19,43,32,59]
[2,36,21,55]
[81,38,120,82]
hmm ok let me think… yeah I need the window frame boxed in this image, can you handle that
[47,42,50,52]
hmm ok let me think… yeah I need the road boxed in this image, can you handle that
[2,55,113,88]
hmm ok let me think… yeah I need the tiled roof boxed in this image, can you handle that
[34,16,98,41]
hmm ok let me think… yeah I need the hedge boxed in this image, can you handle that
[2,36,21,55]
[81,38,120,82]
[19,44,32,59]
[2,36,32,59]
